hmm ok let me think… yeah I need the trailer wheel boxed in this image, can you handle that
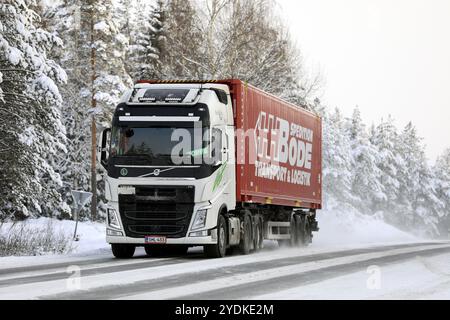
[302,217,312,246]
[259,218,265,249]
[290,215,300,246]
[204,214,227,258]
[239,214,252,255]
[293,215,312,247]
[111,244,135,259]
[253,218,264,251]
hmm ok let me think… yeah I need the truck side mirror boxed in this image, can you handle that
[98,128,111,170]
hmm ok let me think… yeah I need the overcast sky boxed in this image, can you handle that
[277,0,450,162]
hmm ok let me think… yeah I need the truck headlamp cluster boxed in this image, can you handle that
[191,209,208,231]
[107,229,123,237]
[189,230,208,237]
[107,208,121,230]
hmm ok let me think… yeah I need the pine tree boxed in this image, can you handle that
[398,123,440,236]
[346,107,383,212]
[162,0,204,79]
[433,148,450,236]
[322,108,355,208]
[370,116,404,225]
[0,0,68,219]
[127,0,164,80]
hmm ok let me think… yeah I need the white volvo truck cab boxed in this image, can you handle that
[98,82,237,258]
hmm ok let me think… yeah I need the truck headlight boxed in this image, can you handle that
[107,229,123,236]
[107,208,121,230]
[192,209,208,230]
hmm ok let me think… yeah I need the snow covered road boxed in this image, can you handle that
[0,241,449,300]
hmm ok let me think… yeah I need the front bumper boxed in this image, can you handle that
[106,234,216,245]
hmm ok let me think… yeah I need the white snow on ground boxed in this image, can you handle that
[121,244,450,300]
[314,206,419,246]
[252,251,450,300]
[0,243,448,300]
[55,218,108,254]
[0,218,110,268]
[0,217,108,254]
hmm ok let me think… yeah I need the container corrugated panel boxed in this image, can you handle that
[226,80,322,209]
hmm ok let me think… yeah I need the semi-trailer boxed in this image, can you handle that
[98,79,322,258]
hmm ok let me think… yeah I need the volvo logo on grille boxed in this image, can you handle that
[139,167,176,178]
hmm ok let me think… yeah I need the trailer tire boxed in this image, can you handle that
[290,215,300,246]
[239,214,252,255]
[259,218,265,249]
[204,214,227,258]
[293,215,312,247]
[111,244,135,259]
[302,217,312,246]
[253,218,263,251]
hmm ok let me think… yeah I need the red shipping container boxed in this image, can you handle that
[224,80,322,210]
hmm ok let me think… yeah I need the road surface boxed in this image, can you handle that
[0,241,449,299]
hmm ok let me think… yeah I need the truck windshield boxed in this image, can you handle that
[110,126,212,166]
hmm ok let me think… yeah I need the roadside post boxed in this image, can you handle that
[71,190,93,241]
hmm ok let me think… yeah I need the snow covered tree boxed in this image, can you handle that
[127,0,205,80]
[321,108,355,208]
[433,148,450,236]
[126,0,164,80]
[161,0,205,79]
[114,0,132,40]
[369,116,405,226]
[0,0,69,220]
[46,0,132,219]
[310,100,447,238]
[345,107,383,212]
[87,0,133,219]
[41,0,93,218]
[88,1,132,126]
[396,122,442,236]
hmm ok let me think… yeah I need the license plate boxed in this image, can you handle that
[145,236,167,244]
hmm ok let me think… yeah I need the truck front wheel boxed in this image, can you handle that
[204,214,227,258]
[111,244,135,259]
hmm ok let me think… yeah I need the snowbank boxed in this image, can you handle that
[52,218,108,254]
[314,204,419,247]
[0,217,108,257]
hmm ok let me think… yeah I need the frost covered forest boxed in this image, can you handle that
[0,0,449,238]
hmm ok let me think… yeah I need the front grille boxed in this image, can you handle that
[119,186,195,238]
